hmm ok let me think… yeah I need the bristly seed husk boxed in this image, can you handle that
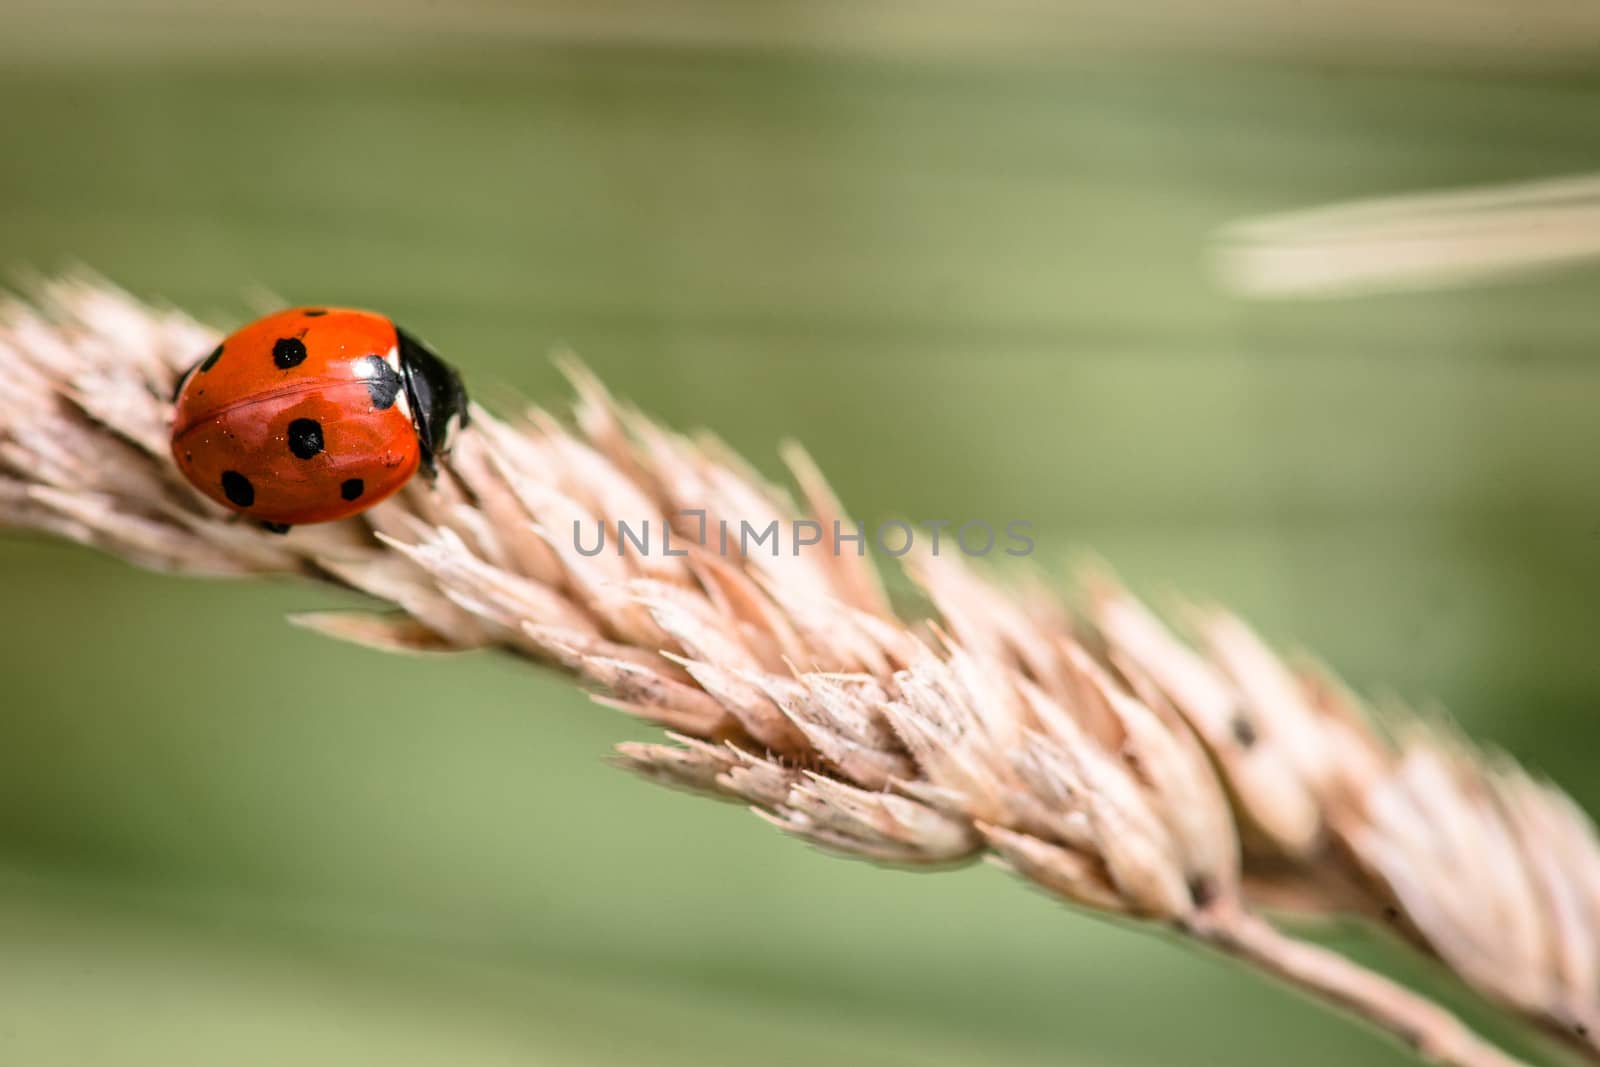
[2,276,1594,1067]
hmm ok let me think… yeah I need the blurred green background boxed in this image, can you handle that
[3,3,1599,1064]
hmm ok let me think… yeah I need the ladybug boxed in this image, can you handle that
[170,306,468,532]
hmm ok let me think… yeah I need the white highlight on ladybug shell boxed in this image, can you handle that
[353,344,411,420]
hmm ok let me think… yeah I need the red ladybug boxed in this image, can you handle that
[170,306,468,532]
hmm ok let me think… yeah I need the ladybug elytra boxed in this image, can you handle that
[170,307,468,531]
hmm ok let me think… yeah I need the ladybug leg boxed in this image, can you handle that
[259,521,293,535]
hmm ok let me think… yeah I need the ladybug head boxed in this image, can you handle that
[396,327,470,475]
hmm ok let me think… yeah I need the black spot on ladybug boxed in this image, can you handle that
[303,309,328,317]
[340,477,365,501]
[355,354,402,410]
[273,337,308,369]
[221,470,254,508]
[171,345,220,401]
[260,521,292,535]
[286,418,324,459]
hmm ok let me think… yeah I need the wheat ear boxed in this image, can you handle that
[4,277,1596,1067]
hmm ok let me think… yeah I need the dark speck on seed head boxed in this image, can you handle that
[1231,715,1258,749]
[340,477,365,501]
[286,418,324,460]
[221,470,254,508]
[1187,876,1218,910]
[273,337,308,369]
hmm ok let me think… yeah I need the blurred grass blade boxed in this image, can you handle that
[1217,173,1600,298]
